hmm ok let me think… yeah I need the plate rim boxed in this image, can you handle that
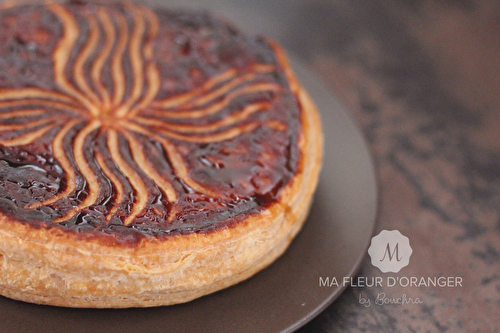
[282,56,379,332]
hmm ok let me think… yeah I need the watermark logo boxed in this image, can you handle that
[368,230,412,273]
[319,229,463,308]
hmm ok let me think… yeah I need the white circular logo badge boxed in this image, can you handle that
[368,230,413,273]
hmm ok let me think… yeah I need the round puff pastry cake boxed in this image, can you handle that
[0,0,323,308]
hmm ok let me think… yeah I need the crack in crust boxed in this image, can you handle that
[0,2,289,226]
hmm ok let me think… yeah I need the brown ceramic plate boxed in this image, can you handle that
[0,52,377,332]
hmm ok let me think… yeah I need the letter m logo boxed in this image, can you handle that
[368,230,413,273]
[380,243,402,262]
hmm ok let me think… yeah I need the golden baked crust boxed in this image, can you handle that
[0,1,323,307]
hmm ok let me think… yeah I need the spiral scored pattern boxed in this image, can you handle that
[0,2,291,227]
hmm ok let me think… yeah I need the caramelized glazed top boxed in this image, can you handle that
[0,1,301,241]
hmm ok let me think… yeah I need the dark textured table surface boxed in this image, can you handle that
[286,0,500,332]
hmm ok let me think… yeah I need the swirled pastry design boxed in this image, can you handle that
[0,1,300,236]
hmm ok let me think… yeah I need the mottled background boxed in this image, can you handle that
[285,0,500,331]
